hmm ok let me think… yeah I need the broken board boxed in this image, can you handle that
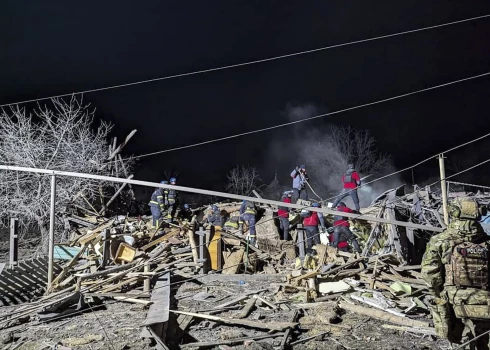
[141,272,171,349]
[208,227,222,270]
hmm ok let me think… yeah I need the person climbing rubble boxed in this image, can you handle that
[330,202,361,253]
[301,202,326,255]
[165,177,179,222]
[202,204,225,229]
[240,199,257,246]
[148,180,168,228]
[421,197,490,349]
[224,212,242,233]
[290,165,308,203]
[331,163,361,211]
[178,203,193,223]
[278,190,293,240]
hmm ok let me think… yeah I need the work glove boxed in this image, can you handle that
[327,227,334,234]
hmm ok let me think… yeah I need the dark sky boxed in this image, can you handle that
[2,1,490,192]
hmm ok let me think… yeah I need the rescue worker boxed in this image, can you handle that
[178,203,193,223]
[240,200,257,246]
[332,164,361,211]
[278,190,293,240]
[421,197,490,349]
[330,202,361,253]
[148,180,168,228]
[290,165,308,203]
[224,213,242,233]
[302,202,326,255]
[166,177,179,222]
[202,204,225,228]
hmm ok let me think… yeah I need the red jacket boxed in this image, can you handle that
[342,171,360,189]
[328,234,348,248]
[303,212,320,226]
[278,197,291,218]
[334,205,353,227]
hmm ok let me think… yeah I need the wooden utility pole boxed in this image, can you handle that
[439,154,449,225]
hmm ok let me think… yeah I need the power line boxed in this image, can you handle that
[1,13,489,108]
[119,71,490,159]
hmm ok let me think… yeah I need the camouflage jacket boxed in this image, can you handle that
[421,219,489,298]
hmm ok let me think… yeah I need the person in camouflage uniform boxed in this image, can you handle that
[421,197,490,350]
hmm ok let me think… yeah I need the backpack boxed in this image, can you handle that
[444,240,489,289]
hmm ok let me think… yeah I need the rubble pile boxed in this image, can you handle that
[4,182,490,349]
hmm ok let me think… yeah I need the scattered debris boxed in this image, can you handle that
[3,183,478,349]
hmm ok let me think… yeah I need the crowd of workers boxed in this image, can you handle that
[148,167,490,347]
[148,163,363,254]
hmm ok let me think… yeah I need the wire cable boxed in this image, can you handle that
[1,13,489,108]
[106,70,490,160]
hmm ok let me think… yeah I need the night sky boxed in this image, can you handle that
[2,1,490,193]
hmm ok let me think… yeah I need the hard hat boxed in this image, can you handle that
[347,164,354,170]
[160,180,168,184]
[338,202,346,208]
[283,190,293,197]
[170,177,177,183]
[300,165,306,169]
[312,202,320,208]
[212,204,219,212]
[183,204,189,210]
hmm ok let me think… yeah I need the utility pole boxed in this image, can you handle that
[48,174,57,289]
[439,154,449,225]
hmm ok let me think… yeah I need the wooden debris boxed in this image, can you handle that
[170,310,298,331]
[339,302,430,328]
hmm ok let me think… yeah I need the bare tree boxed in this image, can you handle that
[301,125,390,195]
[0,97,133,251]
[225,165,261,196]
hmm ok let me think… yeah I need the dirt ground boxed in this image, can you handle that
[0,240,451,350]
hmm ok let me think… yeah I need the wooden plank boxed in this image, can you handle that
[77,220,114,246]
[144,272,171,326]
[236,297,256,319]
[199,274,286,283]
[67,215,98,228]
[213,289,267,310]
[49,244,90,291]
[99,276,141,293]
[181,333,285,349]
[339,302,430,328]
[142,229,180,251]
[170,310,297,331]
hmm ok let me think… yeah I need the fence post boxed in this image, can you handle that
[196,226,207,275]
[297,223,305,269]
[48,174,57,289]
[9,218,18,269]
[100,229,110,269]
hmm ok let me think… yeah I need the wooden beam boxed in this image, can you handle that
[107,129,137,160]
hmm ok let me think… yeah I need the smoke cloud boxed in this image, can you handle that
[265,103,403,208]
